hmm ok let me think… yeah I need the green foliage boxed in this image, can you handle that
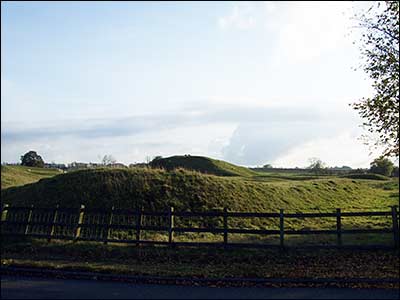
[306,157,327,174]
[351,1,399,158]
[20,151,45,168]
[370,157,394,176]
[391,166,399,177]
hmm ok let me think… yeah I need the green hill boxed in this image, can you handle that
[2,165,398,238]
[2,167,398,230]
[149,155,257,177]
[1,165,63,190]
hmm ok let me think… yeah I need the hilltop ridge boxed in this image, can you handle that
[149,155,257,177]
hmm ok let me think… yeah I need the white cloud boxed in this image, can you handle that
[2,98,374,168]
[271,131,384,168]
[1,122,238,165]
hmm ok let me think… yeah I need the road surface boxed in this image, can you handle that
[1,275,399,299]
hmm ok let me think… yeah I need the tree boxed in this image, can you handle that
[145,156,152,164]
[392,166,399,177]
[307,157,326,169]
[369,157,394,176]
[307,157,327,174]
[101,154,116,166]
[20,151,45,168]
[263,164,273,168]
[351,1,399,158]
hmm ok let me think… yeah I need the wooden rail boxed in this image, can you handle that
[1,204,399,249]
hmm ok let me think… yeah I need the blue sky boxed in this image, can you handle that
[1,1,383,167]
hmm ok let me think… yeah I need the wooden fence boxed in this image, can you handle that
[1,204,399,249]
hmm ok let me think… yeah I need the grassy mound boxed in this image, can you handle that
[1,167,398,233]
[149,155,257,177]
[2,167,397,211]
[1,165,63,190]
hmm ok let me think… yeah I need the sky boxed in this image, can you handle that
[1,1,385,168]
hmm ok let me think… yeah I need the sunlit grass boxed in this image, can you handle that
[1,165,62,190]
[2,167,398,232]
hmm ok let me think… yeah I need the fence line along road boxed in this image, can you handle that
[1,204,399,249]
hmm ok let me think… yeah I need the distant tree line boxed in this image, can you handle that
[10,151,400,178]
[259,156,398,177]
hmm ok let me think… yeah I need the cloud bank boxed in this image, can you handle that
[1,100,375,167]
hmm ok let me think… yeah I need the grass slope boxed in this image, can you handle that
[1,165,63,190]
[1,167,398,232]
[149,155,257,177]
[342,173,390,180]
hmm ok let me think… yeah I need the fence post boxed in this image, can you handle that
[104,206,114,245]
[223,208,228,248]
[280,209,284,249]
[391,206,399,248]
[136,207,142,246]
[48,204,59,242]
[74,204,85,241]
[1,204,9,222]
[25,205,34,235]
[168,206,174,245]
[336,208,342,247]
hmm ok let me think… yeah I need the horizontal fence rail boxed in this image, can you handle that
[1,204,399,249]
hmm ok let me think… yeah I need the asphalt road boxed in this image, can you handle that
[1,275,399,299]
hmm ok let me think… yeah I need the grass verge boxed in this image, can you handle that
[1,238,399,289]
